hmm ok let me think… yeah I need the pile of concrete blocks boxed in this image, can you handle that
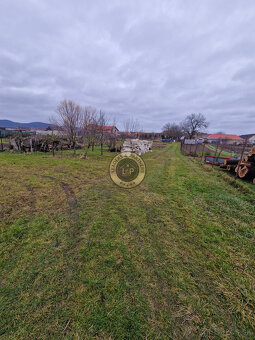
[122,139,153,155]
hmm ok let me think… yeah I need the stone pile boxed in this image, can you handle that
[122,139,153,155]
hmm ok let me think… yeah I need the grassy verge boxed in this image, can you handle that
[0,144,255,339]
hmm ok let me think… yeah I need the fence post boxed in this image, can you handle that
[201,143,205,162]
[211,140,218,168]
[194,142,198,157]
[214,140,219,157]
[217,145,223,158]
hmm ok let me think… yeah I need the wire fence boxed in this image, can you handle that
[180,141,252,160]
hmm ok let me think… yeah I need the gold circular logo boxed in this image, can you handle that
[109,152,146,188]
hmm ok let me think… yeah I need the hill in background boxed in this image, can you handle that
[0,119,50,129]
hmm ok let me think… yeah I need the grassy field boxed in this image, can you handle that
[0,144,255,339]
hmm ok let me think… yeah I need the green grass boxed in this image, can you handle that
[0,144,255,339]
[205,143,248,158]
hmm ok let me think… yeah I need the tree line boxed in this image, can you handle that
[162,113,209,140]
[51,100,146,156]
[51,100,209,156]
[51,100,112,157]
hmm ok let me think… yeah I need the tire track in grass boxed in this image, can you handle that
[24,185,36,217]
[39,175,83,336]
[121,144,254,338]
[102,147,189,338]
[39,175,129,337]
[41,176,78,220]
[1,152,122,338]
[145,146,204,337]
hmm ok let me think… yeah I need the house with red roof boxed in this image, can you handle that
[102,126,119,135]
[86,124,119,136]
[121,131,131,137]
[206,134,244,145]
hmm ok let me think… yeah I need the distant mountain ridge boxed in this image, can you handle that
[0,120,51,129]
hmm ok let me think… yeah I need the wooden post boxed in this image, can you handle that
[217,145,223,158]
[214,140,219,157]
[201,143,205,162]
[194,142,198,157]
[52,141,55,157]
[211,140,220,167]
[236,136,248,179]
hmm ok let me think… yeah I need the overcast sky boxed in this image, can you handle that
[0,0,255,133]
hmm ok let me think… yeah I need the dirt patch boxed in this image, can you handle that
[59,182,77,210]
[152,142,170,149]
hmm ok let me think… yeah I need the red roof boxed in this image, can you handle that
[132,131,146,135]
[207,134,243,140]
[102,126,118,131]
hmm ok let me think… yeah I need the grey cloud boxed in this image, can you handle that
[0,0,255,133]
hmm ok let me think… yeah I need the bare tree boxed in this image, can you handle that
[162,123,182,140]
[108,116,118,152]
[79,106,97,158]
[181,113,208,139]
[123,118,131,133]
[51,100,82,154]
[123,117,140,134]
[89,110,98,151]
[97,110,107,156]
